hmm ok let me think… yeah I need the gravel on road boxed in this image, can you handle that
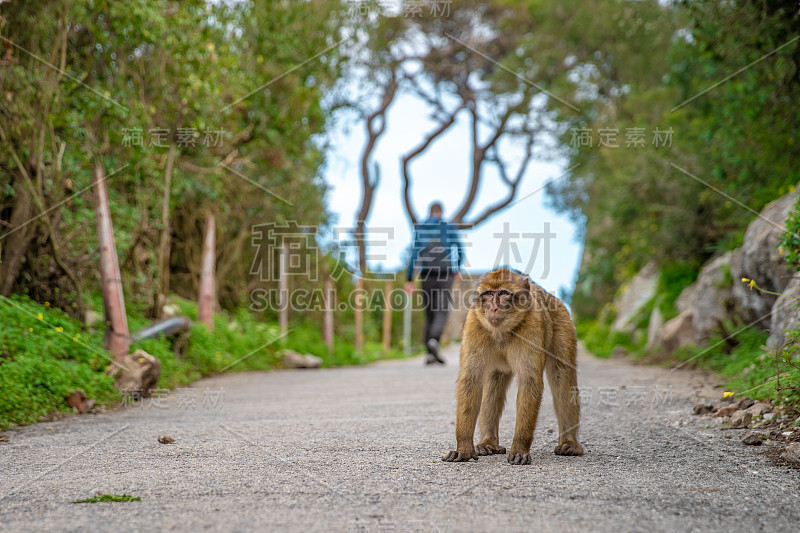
[1,345,799,532]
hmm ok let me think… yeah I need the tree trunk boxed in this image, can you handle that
[154,141,177,318]
[93,163,130,361]
[197,213,216,330]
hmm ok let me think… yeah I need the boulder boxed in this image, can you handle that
[645,307,664,351]
[767,271,800,349]
[281,349,323,369]
[659,310,696,352]
[111,349,161,395]
[611,262,659,333]
[675,251,737,343]
[730,191,797,328]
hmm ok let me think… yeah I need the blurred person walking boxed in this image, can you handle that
[405,202,464,365]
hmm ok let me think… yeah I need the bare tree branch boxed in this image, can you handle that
[355,74,396,275]
[460,132,535,229]
[400,100,464,226]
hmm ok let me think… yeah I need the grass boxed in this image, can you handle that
[575,319,643,359]
[0,293,411,431]
[74,494,141,503]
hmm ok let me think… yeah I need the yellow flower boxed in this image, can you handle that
[55,326,63,332]
[44,302,50,307]
[37,313,43,320]
[741,278,756,291]
[72,335,79,342]
[28,327,33,333]
[723,391,734,398]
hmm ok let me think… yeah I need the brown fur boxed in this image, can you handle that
[442,267,583,465]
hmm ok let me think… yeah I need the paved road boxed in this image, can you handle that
[1,345,799,532]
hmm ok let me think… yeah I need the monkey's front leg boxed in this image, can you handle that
[443,370,483,462]
[508,374,544,465]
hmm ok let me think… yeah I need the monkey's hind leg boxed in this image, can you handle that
[545,348,584,456]
[476,370,512,455]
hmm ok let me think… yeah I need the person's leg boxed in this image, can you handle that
[428,274,453,342]
[425,273,452,364]
[420,273,438,364]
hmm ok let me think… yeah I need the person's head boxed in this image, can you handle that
[429,202,443,218]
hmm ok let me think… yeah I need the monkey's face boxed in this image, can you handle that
[474,269,532,332]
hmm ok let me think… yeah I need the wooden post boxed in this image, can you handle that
[322,274,334,353]
[354,277,364,353]
[197,213,215,329]
[403,290,412,355]
[382,280,392,354]
[93,163,130,361]
[155,141,176,318]
[278,239,289,337]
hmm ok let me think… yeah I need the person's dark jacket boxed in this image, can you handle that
[407,216,464,281]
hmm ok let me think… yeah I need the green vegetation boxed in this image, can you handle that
[0,293,412,431]
[576,320,640,360]
[74,494,141,504]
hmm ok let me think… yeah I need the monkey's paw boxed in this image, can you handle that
[442,450,478,462]
[507,452,531,465]
[475,443,506,456]
[554,442,584,456]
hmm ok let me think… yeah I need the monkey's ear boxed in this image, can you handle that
[522,278,531,291]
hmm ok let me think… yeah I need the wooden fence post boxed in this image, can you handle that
[322,274,334,353]
[403,290,412,355]
[197,213,215,329]
[354,277,364,353]
[278,239,289,337]
[382,280,392,354]
[93,162,130,362]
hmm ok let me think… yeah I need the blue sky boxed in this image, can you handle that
[321,90,583,300]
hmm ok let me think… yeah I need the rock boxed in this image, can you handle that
[781,442,800,464]
[745,402,772,417]
[111,349,161,395]
[693,403,714,415]
[611,345,629,359]
[741,431,766,446]
[611,262,659,333]
[730,410,753,429]
[281,350,323,369]
[645,307,664,351]
[158,435,175,444]
[763,413,777,422]
[676,251,738,343]
[737,397,756,410]
[767,271,800,349]
[85,310,103,328]
[162,303,180,318]
[730,191,797,328]
[65,390,96,413]
[660,309,697,353]
[716,405,739,417]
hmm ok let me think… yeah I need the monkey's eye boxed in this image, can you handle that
[480,291,494,301]
[498,290,512,298]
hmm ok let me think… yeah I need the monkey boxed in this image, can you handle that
[443,267,583,465]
